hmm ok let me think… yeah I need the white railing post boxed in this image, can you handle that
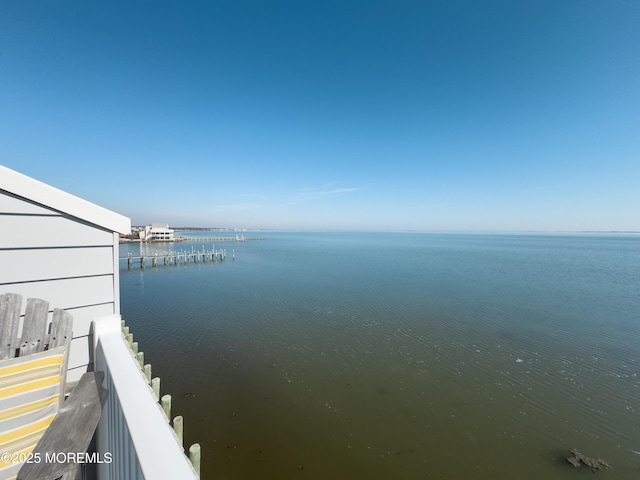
[93,314,122,353]
[93,314,122,480]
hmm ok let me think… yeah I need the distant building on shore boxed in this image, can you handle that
[140,223,175,241]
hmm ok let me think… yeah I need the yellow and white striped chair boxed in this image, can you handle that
[0,347,66,480]
[0,294,72,480]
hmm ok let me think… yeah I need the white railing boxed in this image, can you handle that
[92,315,198,479]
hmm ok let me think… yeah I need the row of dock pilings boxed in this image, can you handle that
[126,245,232,269]
[121,320,201,477]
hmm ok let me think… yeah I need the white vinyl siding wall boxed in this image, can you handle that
[0,189,123,384]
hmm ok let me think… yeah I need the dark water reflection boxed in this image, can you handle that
[120,233,640,479]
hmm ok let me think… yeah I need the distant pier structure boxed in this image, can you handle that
[174,234,264,242]
[122,246,230,269]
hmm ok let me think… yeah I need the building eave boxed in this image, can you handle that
[0,165,131,234]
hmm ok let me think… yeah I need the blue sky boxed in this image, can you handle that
[1,1,638,231]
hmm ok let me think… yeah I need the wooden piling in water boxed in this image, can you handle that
[173,416,184,450]
[161,394,171,421]
[151,377,160,401]
[189,443,201,477]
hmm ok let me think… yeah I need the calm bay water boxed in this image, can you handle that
[119,232,640,479]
